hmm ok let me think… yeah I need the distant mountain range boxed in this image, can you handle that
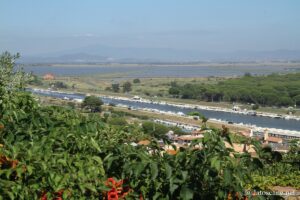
[19,45,300,64]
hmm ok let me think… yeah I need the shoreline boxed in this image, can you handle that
[29,87,300,138]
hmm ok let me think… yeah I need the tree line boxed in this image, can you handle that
[169,73,300,107]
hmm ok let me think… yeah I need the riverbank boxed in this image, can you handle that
[33,73,300,117]
[29,87,300,138]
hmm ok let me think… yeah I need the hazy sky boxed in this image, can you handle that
[1,0,300,55]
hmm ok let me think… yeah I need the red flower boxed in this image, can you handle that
[53,189,64,200]
[115,179,123,188]
[104,178,132,199]
[140,193,144,200]
[40,191,47,200]
[105,178,123,193]
[107,188,119,200]
[105,178,117,187]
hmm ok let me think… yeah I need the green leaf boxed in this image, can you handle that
[150,162,158,180]
[92,156,103,164]
[223,169,232,185]
[211,156,221,171]
[90,138,101,152]
[180,186,193,200]
[165,163,172,179]
[170,183,178,194]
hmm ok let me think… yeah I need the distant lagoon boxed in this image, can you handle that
[22,65,297,78]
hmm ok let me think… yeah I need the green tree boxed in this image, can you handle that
[51,81,68,89]
[293,94,300,107]
[169,87,180,97]
[252,104,259,110]
[81,95,103,112]
[142,121,169,138]
[133,78,141,84]
[123,81,132,93]
[28,74,43,86]
[201,116,209,129]
[111,83,120,92]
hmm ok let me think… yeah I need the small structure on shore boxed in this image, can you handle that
[232,105,241,111]
[173,134,204,145]
[263,129,283,144]
[43,73,55,80]
[132,96,141,100]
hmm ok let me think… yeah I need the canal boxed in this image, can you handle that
[28,89,300,131]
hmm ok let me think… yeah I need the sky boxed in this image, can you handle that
[1,0,300,56]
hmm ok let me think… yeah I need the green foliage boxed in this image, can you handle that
[123,81,132,93]
[81,95,103,113]
[293,94,300,106]
[244,72,252,77]
[142,121,169,138]
[250,140,300,190]
[169,87,180,97]
[168,73,300,107]
[252,104,259,110]
[111,83,120,92]
[133,78,141,84]
[1,52,299,199]
[107,117,128,126]
[28,74,43,86]
[0,52,30,96]
[51,81,68,89]
[187,111,203,117]
[110,110,149,120]
[169,126,185,135]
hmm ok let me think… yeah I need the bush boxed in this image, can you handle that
[169,126,185,135]
[28,74,43,86]
[82,95,103,112]
[133,78,141,84]
[51,81,68,89]
[142,121,169,138]
[252,104,259,110]
[111,83,120,92]
[107,117,128,126]
[123,81,132,93]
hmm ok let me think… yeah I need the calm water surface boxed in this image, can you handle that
[29,89,300,131]
[23,65,293,78]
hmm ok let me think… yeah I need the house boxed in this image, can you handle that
[265,137,283,144]
[138,140,151,146]
[43,73,55,80]
[263,129,283,144]
[238,129,253,137]
[225,142,256,154]
[191,129,205,136]
[173,134,204,145]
